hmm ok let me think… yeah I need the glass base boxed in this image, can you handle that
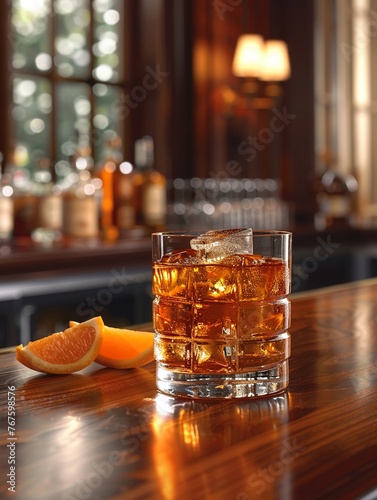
[156,361,289,399]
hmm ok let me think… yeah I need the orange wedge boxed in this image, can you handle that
[16,317,104,374]
[70,321,155,369]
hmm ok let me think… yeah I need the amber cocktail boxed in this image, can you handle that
[152,229,292,398]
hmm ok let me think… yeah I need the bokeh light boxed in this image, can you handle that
[93,114,109,129]
[103,9,120,25]
[93,64,113,81]
[93,83,108,96]
[28,118,46,134]
[74,97,91,116]
[35,53,52,71]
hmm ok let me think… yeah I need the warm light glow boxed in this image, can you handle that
[232,34,264,77]
[3,186,13,197]
[120,161,133,174]
[232,35,290,81]
[261,40,291,81]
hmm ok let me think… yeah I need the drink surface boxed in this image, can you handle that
[153,249,291,374]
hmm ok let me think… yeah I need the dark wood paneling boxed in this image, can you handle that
[187,0,315,224]
[284,0,316,220]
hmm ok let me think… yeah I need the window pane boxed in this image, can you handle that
[93,84,125,159]
[56,82,91,160]
[93,0,123,82]
[13,76,52,168]
[54,0,91,79]
[11,0,52,72]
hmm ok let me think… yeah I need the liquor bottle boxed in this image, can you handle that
[94,134,118,242]
[111,139,136,239]
[314,155,358,230]
[94,133,135,240]
[8,156,37,247]
[32,158,63,246]
[0,153,14,245]
[132,136,167,232]
[62,131,100,245]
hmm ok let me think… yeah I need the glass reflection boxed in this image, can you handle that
[151,393,288,497]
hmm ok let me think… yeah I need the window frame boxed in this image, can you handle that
[0,0,136,173]
[315,0,377,219]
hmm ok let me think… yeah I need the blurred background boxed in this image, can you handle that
[1,0,377,346]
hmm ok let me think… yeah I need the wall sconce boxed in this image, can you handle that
[232,34,265,79]
[216,34,291,179]
[224,34,291,110]
[233,35,290,81]
[262,39,291,82]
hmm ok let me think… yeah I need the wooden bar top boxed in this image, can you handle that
[1,279,377,499]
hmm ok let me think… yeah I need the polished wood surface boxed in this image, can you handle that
[1,279,377,499]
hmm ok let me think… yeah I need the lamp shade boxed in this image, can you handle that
[260,40,291,81]
[232,34,264,78]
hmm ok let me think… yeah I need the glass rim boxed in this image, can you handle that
[152,230,292,237]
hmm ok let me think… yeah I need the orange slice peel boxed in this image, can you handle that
[70,321,155,369]
[16,317,104,375]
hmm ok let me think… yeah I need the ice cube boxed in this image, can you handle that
[190,228,253,262]
[161,249,199,265]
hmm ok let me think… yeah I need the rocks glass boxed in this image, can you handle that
[152,229,292,399]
